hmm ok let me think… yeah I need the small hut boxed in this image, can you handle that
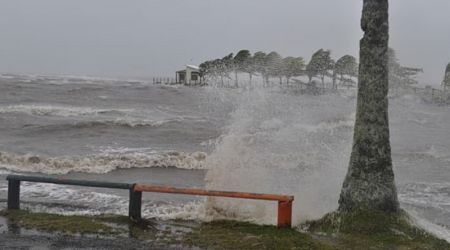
[176,65,202,85]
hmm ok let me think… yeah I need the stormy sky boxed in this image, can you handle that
[0,0,448,85]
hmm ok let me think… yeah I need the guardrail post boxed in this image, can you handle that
[8,180,20,209]
[129,187,142,221]
[277,200,292,228]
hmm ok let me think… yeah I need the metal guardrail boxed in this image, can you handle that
[133,184,294,227]
[6,174,294,228]
[6,175,132,189]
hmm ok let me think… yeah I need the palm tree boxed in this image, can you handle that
[338,0,399,213]
[233,50,251,88]
[253,51,268,86]
[334,55,358,89]
[282,57,305,85]
[306,49,334,89]
[265,52,283,85]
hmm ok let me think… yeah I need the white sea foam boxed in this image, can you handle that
[407,210,450,243]
[423,145,450,161]
[0,169,11,175]
[0,104,133,117]
[0,104,199,129]
[15,182,207,220]
[0,150,207,174]
[0,73,147,85]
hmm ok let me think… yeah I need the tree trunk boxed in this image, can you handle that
[338,0,399,213]
[332,74,337,90]
[235,71,238,88]
[321,75,325,90]
[249,73,252,85]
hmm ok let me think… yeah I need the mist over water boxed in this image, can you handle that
[1,75,450,240]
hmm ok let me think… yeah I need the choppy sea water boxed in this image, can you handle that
[0,74,450,240]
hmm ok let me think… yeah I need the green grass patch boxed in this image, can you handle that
[305,209,450,250]
[0,209,129,235]
[183,220,335,250]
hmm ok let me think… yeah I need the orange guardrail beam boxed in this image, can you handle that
[133,184,294,228]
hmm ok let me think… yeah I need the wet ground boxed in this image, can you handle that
[0,214,199,250]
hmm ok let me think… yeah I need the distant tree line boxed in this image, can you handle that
[199,48,422,90]
[388,48,423,89]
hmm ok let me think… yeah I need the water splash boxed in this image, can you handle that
[204,88,356,225]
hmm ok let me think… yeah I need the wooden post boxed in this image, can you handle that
[277,200,292,228]
[8,180,20,209]
[129,188,142,221]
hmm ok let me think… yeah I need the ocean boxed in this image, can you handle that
[1,74,450,240]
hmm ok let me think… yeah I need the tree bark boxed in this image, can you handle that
[321,75,325,90]
[338,0,399,213]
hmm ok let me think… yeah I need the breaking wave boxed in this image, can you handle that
[0,104,132,117]
[204,89,355,225]
[423,145,450,161]
[28,118,183,130]
[0,150,207,174]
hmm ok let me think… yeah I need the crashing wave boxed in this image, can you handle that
[0,104,133,117]
[0,150,208,174]
[28,118,182,130]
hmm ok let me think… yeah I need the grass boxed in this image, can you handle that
[0,209,126,235]
[304,209,450,250]
[183,220,334,250]
[2,209,450,249]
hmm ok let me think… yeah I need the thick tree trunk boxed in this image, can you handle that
[338,0,399,213]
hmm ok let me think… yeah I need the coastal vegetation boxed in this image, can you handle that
[199,47,422,90]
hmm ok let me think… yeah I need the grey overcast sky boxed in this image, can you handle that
[0,0,449,85]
